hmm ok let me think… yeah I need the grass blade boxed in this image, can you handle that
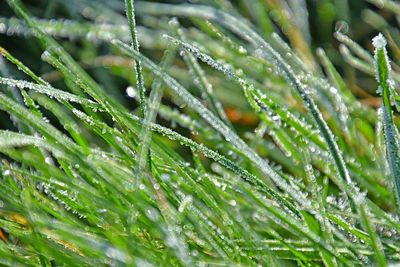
[373,33,400,207]
[124,0,147,114]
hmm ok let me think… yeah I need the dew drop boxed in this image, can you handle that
[153,183,160,190]
[335,20,349,34]
[45,157,52,165]
[126,86,136,98]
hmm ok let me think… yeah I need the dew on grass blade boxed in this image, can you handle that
[373,33,400,209]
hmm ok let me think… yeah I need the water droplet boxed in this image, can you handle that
[45,157,52,165]
[228,200,237,206]
[161,173,170,181]
[153,183,160,190]
[146,208,159,221]
[335,20,349,34]
[126,86,136,98]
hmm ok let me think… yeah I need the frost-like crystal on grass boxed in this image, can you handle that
[372,33,387,49]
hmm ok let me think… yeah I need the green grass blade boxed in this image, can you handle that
[136,46,177,189]
[373,33,400,208]
[124,0,147,114]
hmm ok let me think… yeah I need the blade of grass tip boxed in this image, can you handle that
[362,9,389,31]
[136,45,177,190]
[20,89,42,118]
[124,0,147,115]
[338,44,375,75]
[338,43,400,83]
[373,33,400,208]
[0,47,49,86]
[366,0,400,16]
[334,32,374,63]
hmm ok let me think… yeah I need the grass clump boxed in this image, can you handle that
[0,0,400,266]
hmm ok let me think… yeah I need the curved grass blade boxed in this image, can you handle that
[373,33,400,208]
[0,47,49,86]
[0,78,99,109]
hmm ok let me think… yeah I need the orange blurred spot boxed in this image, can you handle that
[0,229,6,242]
[225,108,242,122]
[225,108,258,125]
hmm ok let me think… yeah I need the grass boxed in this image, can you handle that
[0,0,400,266]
